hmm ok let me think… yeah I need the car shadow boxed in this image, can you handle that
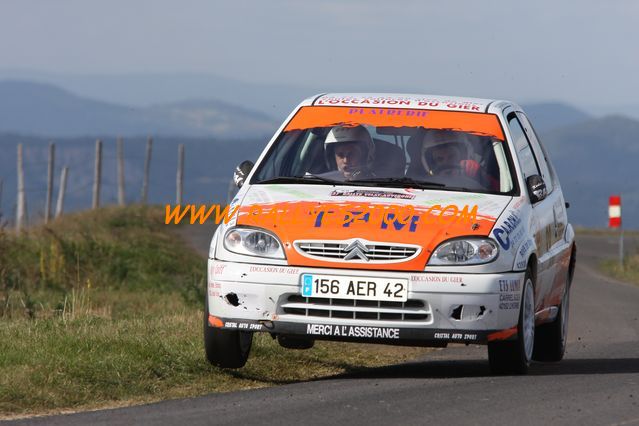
[325,357,639,380]
[226,356,639,386]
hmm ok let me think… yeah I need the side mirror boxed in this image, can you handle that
[526,175,547,203]
[233,160,254,189]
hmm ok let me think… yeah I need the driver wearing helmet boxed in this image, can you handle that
[420,129,499,189]
[322,125,375,180]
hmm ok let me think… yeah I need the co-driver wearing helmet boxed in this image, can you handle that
[322,125,375,180]
[420,130,499,189]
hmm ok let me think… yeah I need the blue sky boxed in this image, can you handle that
[1,0,637,112]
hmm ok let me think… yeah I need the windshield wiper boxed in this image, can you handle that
[255,175,341,185]
[349,177,447,189]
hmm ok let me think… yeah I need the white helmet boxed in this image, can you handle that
[420,129,470,174]
[324,125,375,168]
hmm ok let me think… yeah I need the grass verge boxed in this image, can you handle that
[0,313,427,418]
[600,254,639,286]
[0,206,429,418]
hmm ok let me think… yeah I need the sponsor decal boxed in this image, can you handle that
[498,293,520,309]
[317,97,413,106]
[515,239,534,270]
[313,204,478,232]
[492,212,522,250]
[498,279,521,309]
[411,275,463,283]
[347,108,429,117]
[211,264,227,277]
[224,321,263,331]
[434,332,478,341]
[498,279,521,292]
[208,281,222,298]
[315,96,483,112]
[306,324,400,339]
[330,189,416,200]
[248,266,300,275]
[313,206,419,232]
[165,204,239,225]
[518,239,533,258]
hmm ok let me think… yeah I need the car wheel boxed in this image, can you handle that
[203,295,252,368]
[533,277,570,362]
[488,269,535,375]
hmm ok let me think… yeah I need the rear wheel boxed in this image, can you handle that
[533,279,570,362]
[488,269,535,375]
[203,296,252,368]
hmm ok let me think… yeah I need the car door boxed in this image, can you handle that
[505,112,556,314]
[517,112,571,308]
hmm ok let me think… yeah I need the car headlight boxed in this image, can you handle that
[428,238,499,265]
[223,227,285,259]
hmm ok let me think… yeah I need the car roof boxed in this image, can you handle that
[297,93,521,114]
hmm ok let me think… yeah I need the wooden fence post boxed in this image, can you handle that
[141,137,152,204]
[55,167,68,219]
[92,139,102,209]
[44,142,55,224]
[176,144,184,204]
[16,144,25,232]
[117,137,125,206]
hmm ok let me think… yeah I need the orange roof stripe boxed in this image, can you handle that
[284,106,505,140]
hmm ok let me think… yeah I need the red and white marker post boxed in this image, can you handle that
[609,195,623,267]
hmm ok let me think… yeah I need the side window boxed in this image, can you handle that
[507,113,540,179]
[516,112,554,192]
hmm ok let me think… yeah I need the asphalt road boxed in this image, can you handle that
[7,231,639,426]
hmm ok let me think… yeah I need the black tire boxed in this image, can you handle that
[488,268,535,375]
[277,335,315,350]
[533,276,570,362]
[203,295,252,368]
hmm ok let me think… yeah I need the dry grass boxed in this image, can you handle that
[601,253,639,286]
[0,206,430,419]
[0,312,428,418]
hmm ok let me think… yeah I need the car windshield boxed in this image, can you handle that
[251,106,515,194]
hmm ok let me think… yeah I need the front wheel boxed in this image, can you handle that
[203,296,252,368]
[488,269,535,375]
[533,283,570,362]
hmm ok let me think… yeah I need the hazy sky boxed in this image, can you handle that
[1,0,637,109]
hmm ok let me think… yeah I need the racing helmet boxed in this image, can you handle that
[324,125,375,169]
[420,129,470,174]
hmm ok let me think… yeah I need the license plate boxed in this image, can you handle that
[301,273,408,302]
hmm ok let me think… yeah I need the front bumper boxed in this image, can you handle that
[208,260,525,345]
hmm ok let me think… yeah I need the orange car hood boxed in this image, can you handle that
[236,184,511,271]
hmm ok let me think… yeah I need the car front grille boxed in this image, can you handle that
[294,240,420,263]
[280,294,432,322]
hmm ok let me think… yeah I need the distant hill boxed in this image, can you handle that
[0,75,603,138]
[540,115,639,228]
[0,71,313,118]
[0,80,278,138]
[522,102,591,133]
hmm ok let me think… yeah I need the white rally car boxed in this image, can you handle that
[205,93,576,374]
